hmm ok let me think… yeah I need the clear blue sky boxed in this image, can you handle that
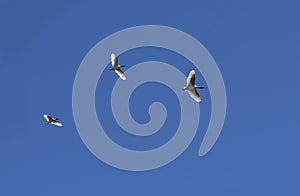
[1,0,300,195]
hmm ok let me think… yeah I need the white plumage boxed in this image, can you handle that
[182,70,206,103]
[43,114,63,127]
[110,53,126,80]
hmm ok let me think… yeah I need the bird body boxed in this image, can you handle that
[110,53,126,80]
[43,114,62,127]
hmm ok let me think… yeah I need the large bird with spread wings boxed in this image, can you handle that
[110,53,126,80]
[43,114,63,127]
[182,70,206,103]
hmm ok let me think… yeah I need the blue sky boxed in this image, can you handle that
[1,0,300,195]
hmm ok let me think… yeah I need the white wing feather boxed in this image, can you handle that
[110,53,118,67]
[187,70,195,86]
[43,114,51,122]
[50,121,63,127]
[115,69,126,80]
[188,88,201,103]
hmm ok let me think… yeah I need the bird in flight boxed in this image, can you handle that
[182,70,206,103]
[43,114,63,127]
[110,53,126,80]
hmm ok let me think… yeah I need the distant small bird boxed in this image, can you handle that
[182,70,206,103]
[43,114,63,127]
[110,53,126,80]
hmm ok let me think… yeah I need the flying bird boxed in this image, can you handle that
[43,114,63,127]
[182,70,206,103]
[110,53,126,80]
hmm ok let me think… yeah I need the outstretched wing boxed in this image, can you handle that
[43,114,52,122]
[110,53,118,67]
[115,68,126,80]
[187,70,196,86]
[51,121,63,127]
[188,88,201,103]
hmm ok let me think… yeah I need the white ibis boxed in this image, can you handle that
[43,114,63,127]
[110,53,126,80]
[182,70,206,103]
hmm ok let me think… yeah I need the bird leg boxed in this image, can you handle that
[195,86,206,89]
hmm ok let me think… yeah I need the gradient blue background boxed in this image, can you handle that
[1,0,299,195]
